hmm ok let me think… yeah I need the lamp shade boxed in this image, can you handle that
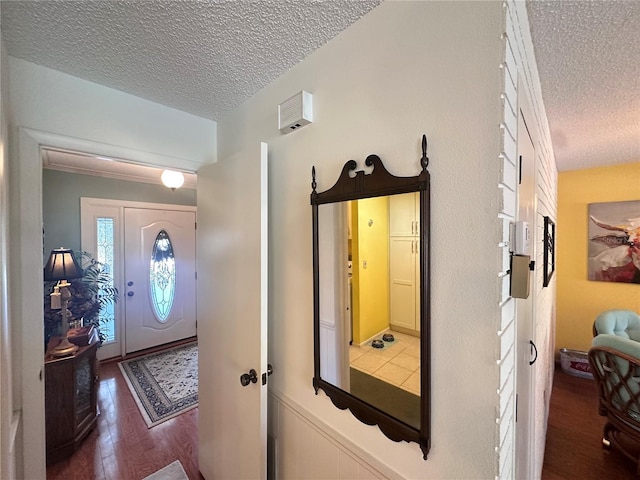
[44,248,83,281]
[161,170,185,189]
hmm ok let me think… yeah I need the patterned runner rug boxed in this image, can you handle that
[118,342,198,428]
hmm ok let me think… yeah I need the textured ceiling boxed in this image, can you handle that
[1,1,638,173]
[527,0,640,171]
[0,0,380,121]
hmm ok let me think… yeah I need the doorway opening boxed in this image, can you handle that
[43,147,197,358]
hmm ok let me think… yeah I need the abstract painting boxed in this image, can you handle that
[588,200,640,283]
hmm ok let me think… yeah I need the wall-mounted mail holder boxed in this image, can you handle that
[510,254,531,299]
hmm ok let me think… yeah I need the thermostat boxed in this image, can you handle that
[510,221,530,255]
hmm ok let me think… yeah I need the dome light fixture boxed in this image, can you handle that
[161,169,185,190]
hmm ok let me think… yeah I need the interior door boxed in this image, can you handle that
[197,143,268,479]
[124,208,197,353]
[515,109,536,479]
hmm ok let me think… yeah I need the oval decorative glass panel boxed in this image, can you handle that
[149,230,176,322]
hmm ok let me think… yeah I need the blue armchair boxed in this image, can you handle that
[589,332,640,473]
[593,309,640,340]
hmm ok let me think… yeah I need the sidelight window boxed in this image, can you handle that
[97,217,116,342]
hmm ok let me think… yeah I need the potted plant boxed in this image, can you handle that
[44,251,119,348]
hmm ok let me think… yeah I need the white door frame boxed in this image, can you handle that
[11,127,196,479]
[81,197,196,360]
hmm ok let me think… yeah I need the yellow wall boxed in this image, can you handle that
[351,197,390,344]
[557,162,640,351]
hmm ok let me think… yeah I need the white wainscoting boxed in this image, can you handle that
[268,388,403,480]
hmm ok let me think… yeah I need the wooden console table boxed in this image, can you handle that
[44,334,99,465]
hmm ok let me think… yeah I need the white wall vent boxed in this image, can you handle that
[278,91,313,134]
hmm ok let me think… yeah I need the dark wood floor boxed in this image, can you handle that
[46,357,202,480]
[542,366,637,479]
[48,356,639,479]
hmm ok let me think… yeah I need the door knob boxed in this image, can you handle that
[127,291,134,297]
[240,369,258,387]
[127,281,134,287]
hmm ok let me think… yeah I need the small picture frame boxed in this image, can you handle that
[543,216,555,287]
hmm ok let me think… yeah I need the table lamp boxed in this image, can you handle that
[44,248,83,357]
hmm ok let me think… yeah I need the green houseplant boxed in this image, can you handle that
[44,251,119,348]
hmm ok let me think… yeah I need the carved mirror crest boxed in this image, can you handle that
[311,135,431,459]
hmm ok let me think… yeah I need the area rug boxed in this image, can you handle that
[118,342,198,428]
[142,460,188,480]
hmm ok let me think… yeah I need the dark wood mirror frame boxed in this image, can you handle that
[311,134,431,459]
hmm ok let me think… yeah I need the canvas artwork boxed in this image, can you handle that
[588,200,640,284]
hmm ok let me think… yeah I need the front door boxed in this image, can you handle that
[197,143,269,479]
[124,208,197,353]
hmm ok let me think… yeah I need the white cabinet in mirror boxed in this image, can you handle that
[389,193,421,334]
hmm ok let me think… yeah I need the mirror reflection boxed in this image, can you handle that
[318,192,421,429]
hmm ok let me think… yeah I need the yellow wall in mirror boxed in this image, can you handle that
[351,197,390,344]
[557,162,640,352]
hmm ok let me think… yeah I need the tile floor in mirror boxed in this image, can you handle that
[349,331,420,395]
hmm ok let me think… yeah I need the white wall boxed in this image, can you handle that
[495,3,558,479]
[0,34,18,480]
[511,3,558,478]
[7,58,217,479]
[9,57,217,170]
[218,2,505,478]
[42,169,196,254]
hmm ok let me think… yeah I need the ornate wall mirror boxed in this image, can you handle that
[311,135,431,459]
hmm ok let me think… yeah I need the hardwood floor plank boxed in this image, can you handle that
[542,366,638,479]
[48,350,640,480]
[47,354,202,480]
[101,452,129,480]
[71,430,104,480]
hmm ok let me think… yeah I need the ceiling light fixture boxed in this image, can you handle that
[161,170,185,190]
